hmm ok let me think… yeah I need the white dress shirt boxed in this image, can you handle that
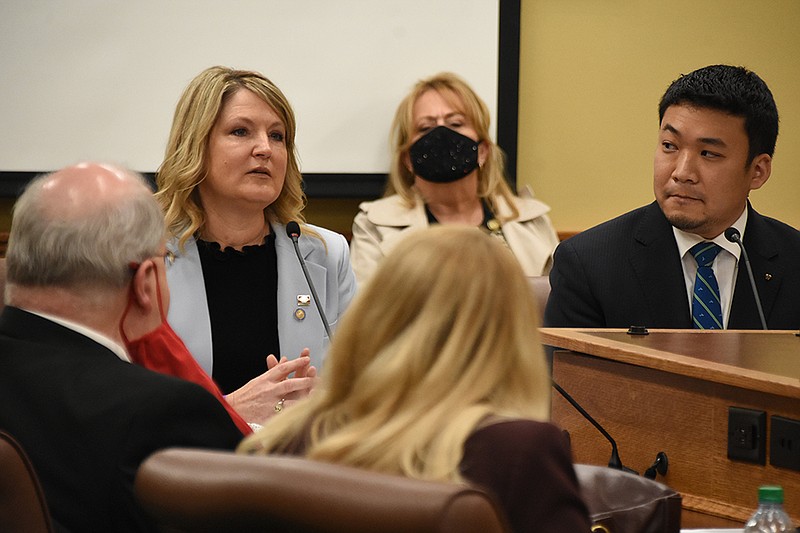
[25,309,131,362]
[673,208,748,328]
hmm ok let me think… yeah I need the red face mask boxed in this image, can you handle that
[119,267,252,435]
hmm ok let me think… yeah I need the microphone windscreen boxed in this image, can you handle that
[286,221,301,238]
[724,227,740,243]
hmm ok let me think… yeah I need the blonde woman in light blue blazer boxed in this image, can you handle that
[166,224,356,378]
[155,66,356,426]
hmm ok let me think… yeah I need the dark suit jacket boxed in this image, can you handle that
[544,201,800,329]
[0,307,244,532]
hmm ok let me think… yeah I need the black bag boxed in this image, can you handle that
[575,464,681,533]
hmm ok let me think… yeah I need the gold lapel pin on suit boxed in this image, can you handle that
[294,294,311,321]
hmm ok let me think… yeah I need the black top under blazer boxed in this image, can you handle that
[544,201,800,330]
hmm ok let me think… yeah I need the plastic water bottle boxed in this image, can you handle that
[743,485,795,532]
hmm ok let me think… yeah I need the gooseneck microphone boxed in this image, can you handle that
[552,380,638,475]
[724,227,767,330]
[286,221,333,339]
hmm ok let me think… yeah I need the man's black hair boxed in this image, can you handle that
[658,65,779,164]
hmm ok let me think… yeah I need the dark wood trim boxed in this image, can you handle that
[0,172,32,198]
[557,230,579,242]
[302,173,386,199]
[497,0,521,190]
[0,171,388,200]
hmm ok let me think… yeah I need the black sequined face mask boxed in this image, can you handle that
[408,125,480,183]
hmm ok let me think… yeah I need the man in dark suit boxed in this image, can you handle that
[0,163,244,532]
[545,65,800,329]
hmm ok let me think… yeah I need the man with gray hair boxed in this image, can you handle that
[0,163,243,532]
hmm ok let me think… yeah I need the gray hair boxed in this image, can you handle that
[6,170,165,288]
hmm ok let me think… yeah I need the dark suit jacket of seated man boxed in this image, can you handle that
[544,200,800,329]
[0,163,244,532]
[544,65,800,330]
[0,308,243,532]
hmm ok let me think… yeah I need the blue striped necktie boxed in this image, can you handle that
[690,242,723,329]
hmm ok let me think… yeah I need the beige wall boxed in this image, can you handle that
[4,3,798,240]
[518,0,800,234]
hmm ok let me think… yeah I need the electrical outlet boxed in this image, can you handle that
[727,407,766,464]
[770,416,800,471]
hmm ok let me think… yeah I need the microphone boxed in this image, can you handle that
[286,221,333,339]
[724,227,767,330]
[644,451,669,480]
[552,380,638,475]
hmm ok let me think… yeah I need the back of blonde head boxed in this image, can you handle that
[239,225,550,482]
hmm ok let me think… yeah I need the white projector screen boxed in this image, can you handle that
[0,0,515,196]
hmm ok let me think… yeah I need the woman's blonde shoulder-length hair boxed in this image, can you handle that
[386,72,519,222]
[155,65,316,250]
[238,225,551,483]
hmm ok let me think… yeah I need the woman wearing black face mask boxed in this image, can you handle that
[350,72,559,285]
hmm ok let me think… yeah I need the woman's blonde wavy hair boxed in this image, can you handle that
[238,225,551,482]
[386,72,519,222]
[155,66,312,250]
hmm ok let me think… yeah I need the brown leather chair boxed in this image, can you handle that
[527,275,551,323]
[0,431,54,533]
[135,448,508,533]
[575,464,681,533]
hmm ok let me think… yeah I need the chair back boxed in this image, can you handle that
[575,464,681,533]
[135,448,508,533]
[0,431,54,533]
[527,275,550,323]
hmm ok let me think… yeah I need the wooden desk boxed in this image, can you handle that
[541,328,800,526]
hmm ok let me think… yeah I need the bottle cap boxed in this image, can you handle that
[758,485,784,504]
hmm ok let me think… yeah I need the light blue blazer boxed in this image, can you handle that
[165,222,357,375]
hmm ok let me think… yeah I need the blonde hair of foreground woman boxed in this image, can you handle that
[238,225,551,481]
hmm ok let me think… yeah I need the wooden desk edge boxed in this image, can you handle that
[681,492,751,524]
[540,328,800,399]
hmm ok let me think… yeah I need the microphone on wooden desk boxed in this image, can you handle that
[553,380,671,479]
[552,380,639,475]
